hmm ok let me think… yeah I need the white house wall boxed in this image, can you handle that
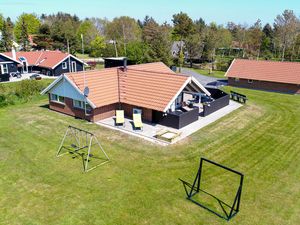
[50,78,85,101]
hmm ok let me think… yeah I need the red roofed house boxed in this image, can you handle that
[226,59,300,94]
[41,62,219,129]
[2,50,85,76]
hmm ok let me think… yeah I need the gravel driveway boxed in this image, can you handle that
[181,68,227,88]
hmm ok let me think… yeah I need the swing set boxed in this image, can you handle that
[57,125,109,172]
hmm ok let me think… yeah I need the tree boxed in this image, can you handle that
[203,23,219,62]
[172,12,195,40]
[0,18,14,51]
[172,12,195,69]
[246,19,264,58]
[89,17,108,36]
[261,24,274,58]
[0,14,4,32]
[185,33,203,67]
[14,13,40,42]
[141,17,172,65]
[142,16,159,43]
[274,10,300,61]
[33,24,54,50]
[20,17,29,51]
[105,16,142,56]
[77,19,98,54]
[47,13,81,53]
[126,41,151,64]
[90,35,106,57]
[227,22,247,57]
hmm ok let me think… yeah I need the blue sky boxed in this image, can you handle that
[0,0,299,25]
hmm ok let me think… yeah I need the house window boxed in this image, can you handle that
[235,78,239,82]
[73,100,91,111]
[62,62,67,69]
[133,108,142,115]
[248,79,253,84]
[50,94,65,103]
[1,64,8,74]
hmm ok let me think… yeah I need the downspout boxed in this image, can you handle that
[117,68,121,110]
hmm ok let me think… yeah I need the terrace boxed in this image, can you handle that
[96,100,242,145]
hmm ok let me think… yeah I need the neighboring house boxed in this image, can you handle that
[226,59,300,94]
[41,62,213,129]
[0,53,20,82]
[171,41,187,58]
[2,50,86,76]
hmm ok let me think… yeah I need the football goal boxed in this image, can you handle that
[180,158,244,221]
[57,125,110,172]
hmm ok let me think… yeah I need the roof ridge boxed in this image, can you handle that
[235,58,300,65]
[124,68,189,77]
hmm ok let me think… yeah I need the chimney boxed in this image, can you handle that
[123,58,127,71]
[12,47,16,60]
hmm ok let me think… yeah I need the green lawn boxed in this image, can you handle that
[191,68,227,79]
[0,87,299,224]
[76,53,91,59]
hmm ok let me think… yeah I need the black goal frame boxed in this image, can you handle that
[180,158,244,221]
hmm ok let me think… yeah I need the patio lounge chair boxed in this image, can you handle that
[133,113,143,131]
[115,110,125,127]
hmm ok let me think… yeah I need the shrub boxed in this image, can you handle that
[15,80,45,99]
[0,79,52,108]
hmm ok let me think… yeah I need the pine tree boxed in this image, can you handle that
[1,18,14,51]
[20,17,29,51]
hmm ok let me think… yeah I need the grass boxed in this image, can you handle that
[0,86,299,224]
[191,68,227,79]
[75,53,91,59]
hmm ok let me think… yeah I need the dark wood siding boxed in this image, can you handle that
[0,55,19,82]
[228,77,300,94]
[53,57,84,76]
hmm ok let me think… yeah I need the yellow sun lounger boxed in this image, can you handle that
[133,113,143,130]
[116,110,125,127]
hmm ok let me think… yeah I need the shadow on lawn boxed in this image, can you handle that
[179,178,239,221]
[39,104,49,109]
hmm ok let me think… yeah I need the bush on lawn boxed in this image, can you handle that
[0,79,51,108]
[15,80,45,99]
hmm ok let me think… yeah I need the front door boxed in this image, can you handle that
[23,62,28,73]
[71,61,77,72]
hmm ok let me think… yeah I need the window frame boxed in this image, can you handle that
[1,64,9,74]
[50,93,65,104]
[248,79,253,84]
[73,99,92,112]
[234,78,239,82]
[133,108,142,115]
[62,62,67,69]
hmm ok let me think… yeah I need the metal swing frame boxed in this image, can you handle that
[180,158,244,221]
[57,125,110,172]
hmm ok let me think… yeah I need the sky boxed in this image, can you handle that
[0,0,299,25]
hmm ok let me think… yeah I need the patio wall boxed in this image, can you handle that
[202,88,230,117]
[154,107,199,129]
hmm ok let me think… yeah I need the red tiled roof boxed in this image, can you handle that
[3,51,72,69]
[66,62,190,111]
[226,59,300,84]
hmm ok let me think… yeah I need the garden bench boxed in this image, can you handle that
[230,91,248,103]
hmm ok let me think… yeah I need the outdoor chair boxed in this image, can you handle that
[133,113,143,131]
[115,110,125,127]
